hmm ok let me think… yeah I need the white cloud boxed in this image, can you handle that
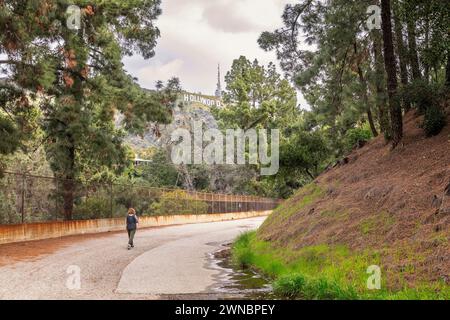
[137,59,184,88]
[123,0,308,106]
[202,1,259,33]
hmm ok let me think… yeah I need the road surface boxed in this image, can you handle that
[0,216,265,299]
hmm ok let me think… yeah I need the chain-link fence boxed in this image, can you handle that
[0,172,281,224]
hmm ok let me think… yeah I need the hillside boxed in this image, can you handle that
[245,110,449,298]
[121,97,220,150]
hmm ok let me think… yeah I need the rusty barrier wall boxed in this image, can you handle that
[0,210,272,245]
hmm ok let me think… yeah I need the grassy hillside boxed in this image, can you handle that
[233,111,450,299]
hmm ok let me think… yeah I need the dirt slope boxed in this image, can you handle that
[259,110,450,289]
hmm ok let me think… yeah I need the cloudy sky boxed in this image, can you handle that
[123,0,306,105]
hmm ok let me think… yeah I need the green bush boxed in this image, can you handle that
[302,278,358,300]
[73,196,125,220]
[273,274,307,298]
[343,125,372,152]
[401,80,441,114]
[232,231,257,268]
[0,192,19,224]
[423,105,446,136]
[149,190,208,215]
[113,184,156,215]
[0,176,20,224]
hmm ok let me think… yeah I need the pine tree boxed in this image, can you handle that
[381,0,403,147]
[216,56,297,130]
[0,1,178,219]
[371,30,391,138]
[393,1,410,111]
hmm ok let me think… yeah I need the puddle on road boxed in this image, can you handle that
[158,244,277,300]
[208,244,275,300]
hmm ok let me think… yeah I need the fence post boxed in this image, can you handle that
[21,173,25,223]
[55,178,58,221]
[195,191,198,215]
[110,182,113,218]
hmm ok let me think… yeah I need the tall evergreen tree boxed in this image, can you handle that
[216,56,297,130]
[0,1,178,219]
[393,1,410,111]
[370,30,391,138]
[381,0,403,147]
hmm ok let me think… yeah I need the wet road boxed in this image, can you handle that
[0,217,265,299]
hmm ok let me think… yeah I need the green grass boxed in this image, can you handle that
[262,183,324,226]
[359,211,397,236]
[232,231,449,300]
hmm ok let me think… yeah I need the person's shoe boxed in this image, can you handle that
[131,245,134,248]
[127,244,131,250]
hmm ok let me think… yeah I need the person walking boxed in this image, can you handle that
[126,208,139,250]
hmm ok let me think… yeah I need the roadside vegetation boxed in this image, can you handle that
[232,231,449,300]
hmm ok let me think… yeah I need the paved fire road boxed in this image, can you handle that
[0,216,265,299]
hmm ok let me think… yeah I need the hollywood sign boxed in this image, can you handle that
[183,93,222,108]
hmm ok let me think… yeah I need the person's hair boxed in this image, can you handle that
[128,208,136,215]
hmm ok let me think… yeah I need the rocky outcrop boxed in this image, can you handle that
[122,104,219,150]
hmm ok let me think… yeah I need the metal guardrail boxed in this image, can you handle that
[0,171,281,224]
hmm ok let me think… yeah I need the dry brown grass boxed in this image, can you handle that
[259,110,450,287]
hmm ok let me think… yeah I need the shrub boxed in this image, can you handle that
[302,278,358,300]
[232,231,256,268]
[0,176,20,224]
[0,191,19,224]
[113,184,156,215]
[273,274,358,300]
[149,190,208,215]
[401,80,446,136]
[423,105,446,136]
[343,125,372,152]
[73,196,126,220]
[401,80,441,114]
[273,274,307,298]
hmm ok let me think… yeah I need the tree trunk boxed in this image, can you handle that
[62,142,76,220]
[179,164,194,191]
[446,52,450,88]
[354,42,378,137]
[372,31,390,138]
[367,107,378,137]
[62,178,74,220]
[424,17,430,83]
[381,0,403,148]
[393,5,410,111]
[305,168,315,180]
[407,20,421,81]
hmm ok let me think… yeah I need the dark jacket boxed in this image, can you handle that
[126,214,138,230]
